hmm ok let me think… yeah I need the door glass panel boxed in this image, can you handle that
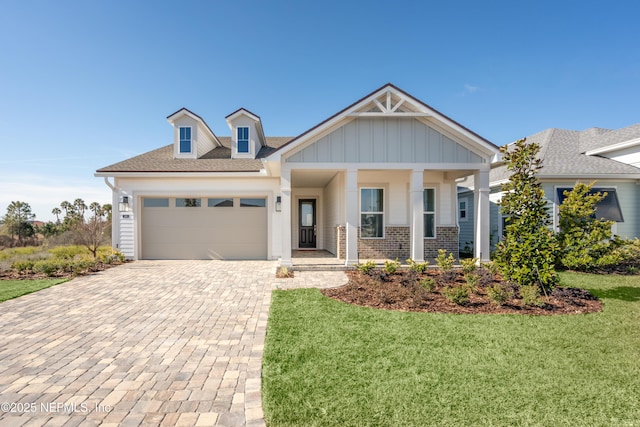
[301,202,314,226]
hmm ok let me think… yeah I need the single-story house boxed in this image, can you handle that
[458,123,640,254]
[96,84,501,265]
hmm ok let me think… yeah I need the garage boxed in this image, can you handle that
[141,197,268,260]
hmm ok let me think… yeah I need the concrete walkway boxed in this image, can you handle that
[0,261,347,426]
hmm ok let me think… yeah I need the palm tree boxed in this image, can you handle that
[51,207,61,224]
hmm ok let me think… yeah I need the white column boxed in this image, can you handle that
[474,169,491,262]
[280,168,293,267]
[410,169,425,262]
[345,169,359,266]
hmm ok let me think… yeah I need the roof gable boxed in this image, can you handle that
[269,83,499,162]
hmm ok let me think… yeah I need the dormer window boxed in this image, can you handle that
[179,127,192,153]
[237,127,249,153]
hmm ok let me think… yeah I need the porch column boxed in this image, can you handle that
[345,168,359,266]
[474,169,490,262]
[410,169,425,262]
[280,168,293,267]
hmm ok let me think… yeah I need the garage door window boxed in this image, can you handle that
[240,198,266,207]
[176,198,201,207]
[208,198,234,207]
[143,198,169,207]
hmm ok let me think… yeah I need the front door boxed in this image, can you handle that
[298,199,316,248]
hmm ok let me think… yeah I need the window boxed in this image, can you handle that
[458,198,468,222]
[237,127,249,153]
[240,198,266,207]
[424,188,436,238]
[176,198,201,207]
[556,187,624,222]
[208,198,234,207]
[360,188,384,238]
[179,127,191,153]
[143,198,169,207]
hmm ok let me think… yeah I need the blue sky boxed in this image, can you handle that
[1,0,639,221]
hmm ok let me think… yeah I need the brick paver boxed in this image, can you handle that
[0,261,347,426]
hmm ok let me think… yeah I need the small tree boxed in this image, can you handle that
[72,202,111,258]
[495,138,558,292]
[2,201,36,245]
[557,182,614,270]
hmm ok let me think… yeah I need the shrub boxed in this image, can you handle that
[406,258,430,273]
[49,245,86,260]
[435,249,455,271]
[465,273,479,288]
[356,260,377,275]
[520,285,544,307]
[495,138,559,291]
[482,261,501,277]
[419,276,436,292]
[276,266,294,278]
[460,258,478,275]
[557,182,615,271]
[384,258,401,274]
[11,260,34,272]
[33,259,62,276]
[443,285,469,305]
[487,284,513,306]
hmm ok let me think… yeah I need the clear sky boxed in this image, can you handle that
[1,0,639,221]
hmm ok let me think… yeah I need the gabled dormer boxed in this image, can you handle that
[167,108,222,159]
[225,108,267,159]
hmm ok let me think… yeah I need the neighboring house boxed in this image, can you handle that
[458,123,640,254]
[96,84,500,265]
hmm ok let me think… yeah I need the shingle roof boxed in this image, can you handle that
[96,137,293,173]
[490,124,640,183]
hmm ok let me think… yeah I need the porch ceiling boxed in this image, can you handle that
[291,170,339,187]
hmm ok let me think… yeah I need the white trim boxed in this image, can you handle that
[359,187,385,239]
[95,171,269,178]
[284,162,491,171]
[585,137,640,156]
[423,187,436,239]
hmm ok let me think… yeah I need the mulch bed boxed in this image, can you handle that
[322,270,602,315]
[0,261,126,280]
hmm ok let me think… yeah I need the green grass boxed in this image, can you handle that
[0,279,68,302]
[263,272,640,426]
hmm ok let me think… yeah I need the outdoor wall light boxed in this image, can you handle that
[119,196,129,212]
[275,196,282,212]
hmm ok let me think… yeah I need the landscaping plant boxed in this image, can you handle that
[495,138,559,291]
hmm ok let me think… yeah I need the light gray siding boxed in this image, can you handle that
[457,189,475,254]
[286,118,486,163]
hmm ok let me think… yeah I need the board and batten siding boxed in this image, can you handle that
[285,118,486,164]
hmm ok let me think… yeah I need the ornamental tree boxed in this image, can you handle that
[495,138,559,291]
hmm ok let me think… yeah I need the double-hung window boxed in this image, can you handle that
[179,127,191,153]
[459,198,468,222]
[360,188,384,238]
[424,188,436,238]
[237,127,249,153]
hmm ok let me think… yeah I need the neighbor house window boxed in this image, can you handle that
[556,187,624,222]
[360,188,384,238]
[240,198,266,207]
[176,198,201,207]
[424,188,436,238]
[237,127,249,153]
[459,198,468,222]
[208,198,234,207]
[179,127,192,153]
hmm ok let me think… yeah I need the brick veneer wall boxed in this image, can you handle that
[335,225,459,261]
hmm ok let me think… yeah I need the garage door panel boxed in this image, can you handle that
[141,200,267,260]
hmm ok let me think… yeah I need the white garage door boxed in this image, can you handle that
[141,197,267,260]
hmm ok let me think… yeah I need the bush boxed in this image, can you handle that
[482,261,501,277]
[356,260,377,275]
[406,258,430,273]
[436,249,455,271]
[460,258,478,275]
[443,285,470,305]
[520,285,544,307]
[419,277,436,292]
[465,273,480,288]
[384,258,401,274]
[11,260,34,272]
[487,284,513,306]
[48,245,87,259]
[495,138,559,291]
[33,259,63,276]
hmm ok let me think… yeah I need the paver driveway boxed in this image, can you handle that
[0,261,345,427]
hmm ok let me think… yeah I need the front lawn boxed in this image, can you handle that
[263,272,640,426]
[0,279,68,302]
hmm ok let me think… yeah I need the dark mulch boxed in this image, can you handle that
[0,261,126,280]
[322,270,602,315]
